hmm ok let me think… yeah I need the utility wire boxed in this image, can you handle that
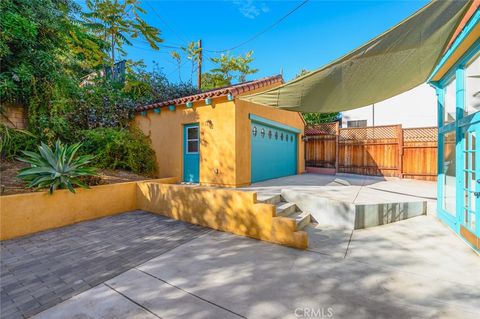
[204,0,310,53]
[146,1,191,44]
[131,37,183,50]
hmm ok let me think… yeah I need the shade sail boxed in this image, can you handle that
[240,0,471,113]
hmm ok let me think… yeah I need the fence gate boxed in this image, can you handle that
[305,123,437,181]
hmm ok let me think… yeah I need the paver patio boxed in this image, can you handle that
[2,211,476,319]
[0,211,209,318]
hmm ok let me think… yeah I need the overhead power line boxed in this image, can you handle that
[146,2,191,44]
[204,0,310,53]
[131,37,183,50]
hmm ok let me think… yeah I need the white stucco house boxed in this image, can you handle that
[341,83,437,128]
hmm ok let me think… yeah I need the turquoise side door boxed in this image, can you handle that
[183,123,200,183]
[461,123,479,239]
[251,116,298,183]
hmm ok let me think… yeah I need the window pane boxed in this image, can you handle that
[443,131,456,215]
[188,127,199,139]
[471,191,476,212]
[444,78,456,124]
[347,120,367,128]
[465,53,480,116]
[187,140,199,153]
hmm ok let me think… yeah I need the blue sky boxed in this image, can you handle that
[87,0,431,83]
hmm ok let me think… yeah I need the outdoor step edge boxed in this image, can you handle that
[257,194,282,205]
[290,211,311,230]
[275,202,297,216]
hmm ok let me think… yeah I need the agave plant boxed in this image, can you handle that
[17,140,97,194]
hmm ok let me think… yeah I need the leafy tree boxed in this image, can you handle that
[170,50,183,82]
[126,63,198,105]
[0,0,191,179]
[170,41,202,84]
[232,51,258,82]
[0,0,109,147]
[201,51,259,90]
[302,113,340,126]
[295,69,341,125]
[200,72,231,91]
[84,0,163,68]
[0,0,104,105]
[295,68,309,79]
[71,79,136,130]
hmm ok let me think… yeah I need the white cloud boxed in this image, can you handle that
[233,0,270,19]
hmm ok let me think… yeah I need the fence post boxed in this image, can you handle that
[398,124,404,178]
[335,122,340,174]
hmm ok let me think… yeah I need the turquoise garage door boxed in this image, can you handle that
[250,115,299,183]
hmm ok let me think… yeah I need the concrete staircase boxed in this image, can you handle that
[258,194,311,231]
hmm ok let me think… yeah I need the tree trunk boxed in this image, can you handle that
[110,33,115,78]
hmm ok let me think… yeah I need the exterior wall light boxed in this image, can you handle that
[186,101,193,108]
[227,93,234,101]
[205,98,212,105]
[169,105,176,111]
[154,108,161,114]
[140,111,147,116]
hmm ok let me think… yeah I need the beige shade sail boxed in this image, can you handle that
[240,0,471,113]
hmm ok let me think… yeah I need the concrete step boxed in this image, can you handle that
[257,194,282,205]
[275,202,297,217]
[288,211,311,230]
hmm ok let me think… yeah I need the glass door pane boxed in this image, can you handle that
[465,52,480,116]
[443,131,456,215]
[462,126,479,235]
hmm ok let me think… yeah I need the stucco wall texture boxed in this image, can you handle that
[0,178,307,249]
[134,83,305,187]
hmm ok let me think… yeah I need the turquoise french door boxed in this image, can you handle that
[461,123,479,238]
[250,117,298,183]
[183,123,200,183]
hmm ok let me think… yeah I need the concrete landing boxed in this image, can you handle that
[244,173,437,230]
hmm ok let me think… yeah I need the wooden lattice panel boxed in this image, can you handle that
[340,125,397,141]
[305,122,338,136]
[403,127,438,143]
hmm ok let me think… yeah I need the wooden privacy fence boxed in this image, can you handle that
[305,123,438,181]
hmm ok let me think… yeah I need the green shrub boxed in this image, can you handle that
[80,128,157,176]
[70,80,136,130]
[17,140,97,194]
[0,124,37,159]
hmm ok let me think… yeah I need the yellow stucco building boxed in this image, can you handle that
[134,75,305,187]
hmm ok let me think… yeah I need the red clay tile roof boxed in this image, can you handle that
[136,75,283,112]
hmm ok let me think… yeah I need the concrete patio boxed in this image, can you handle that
[1,210,476,319]
[245,173,436,206]
[243,173,437,231]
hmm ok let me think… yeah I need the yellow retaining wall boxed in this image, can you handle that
[136,181,307,249]
[0,182,137,240]
[0,178,307,249]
